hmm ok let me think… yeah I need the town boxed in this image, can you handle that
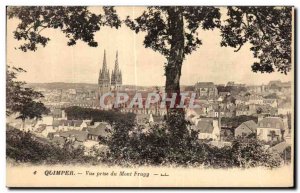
[7,51,292,159]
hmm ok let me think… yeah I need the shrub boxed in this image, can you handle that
[104,122,283,168]
[6,127,90,164]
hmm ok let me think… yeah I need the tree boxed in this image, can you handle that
[126,7,220,96]
[16,101,49,128]
[220,6,292,74]
[7,6,121,52]
[125,7,221,140]
[8,6,292,140]
[6,66,49,127]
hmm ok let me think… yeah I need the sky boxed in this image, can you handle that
[6,7,293,86]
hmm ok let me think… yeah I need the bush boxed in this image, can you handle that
[6,127,91,164]
[7,117,283,168]
[103,120,283,168]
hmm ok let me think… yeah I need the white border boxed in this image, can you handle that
[1,0,299,192]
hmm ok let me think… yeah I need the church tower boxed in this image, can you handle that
[111,51,122,91]
[98,50,111,96]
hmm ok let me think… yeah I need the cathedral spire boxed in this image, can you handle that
[110,50,122,90]
[98,49,110,87]
[102,49,108,71]
[114,50,119,72]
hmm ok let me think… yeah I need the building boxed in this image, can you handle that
[235,120,257,138]
[263,98,278,108]
[267,80,291,93]
[54,120,88,132]
[111,51,122,91]
[194,82,218,99]
[236,105,251,116]
[97,50,123,108]
[56,130,88,142]
[248,95,264,105]
[257,117,285,142]
[98,50,123,95]
[98,50,111,96]
[191,118,220,141]
[84,122,111,142]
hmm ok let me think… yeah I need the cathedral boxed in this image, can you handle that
[98,50,123,97]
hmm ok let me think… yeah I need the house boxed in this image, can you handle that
[235,96,249,105]
[269,141,291,154]
[186,108,204,123]
[248,95,264,105]
[191,118,220,141]
[263,98,278,108]
[84,122,111,142]
[235,120,257,138]
[236,105,251,116]
[194,82,218,99]
[60,130,88,142]
[56,120,87,131]
[256,104,278,116]
[35,124,56,138]
[49,130,88,142]
[268,142,291,163]
[257,117,285,142]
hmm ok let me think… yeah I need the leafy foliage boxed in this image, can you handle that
[7,6,121,51]
[220,6,292,74]
[104,122,282,168]
[6,66,49,119]
[125,6,221,57]
[6,126,89,164]
[7,112,283,168]
[64,106,136,125]
[6,7,291,168]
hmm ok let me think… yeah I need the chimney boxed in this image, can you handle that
[283,115,289,131]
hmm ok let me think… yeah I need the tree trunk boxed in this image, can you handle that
[165,7,184,105]
[165,7,188,142]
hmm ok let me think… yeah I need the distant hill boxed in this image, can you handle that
[26,82,168,91]
[27,82,99,90]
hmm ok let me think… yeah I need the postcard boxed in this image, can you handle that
[6,6,294,187]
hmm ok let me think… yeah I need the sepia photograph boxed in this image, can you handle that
[5,5,295,188]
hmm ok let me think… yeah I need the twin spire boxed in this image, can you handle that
[98,50,122,88]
